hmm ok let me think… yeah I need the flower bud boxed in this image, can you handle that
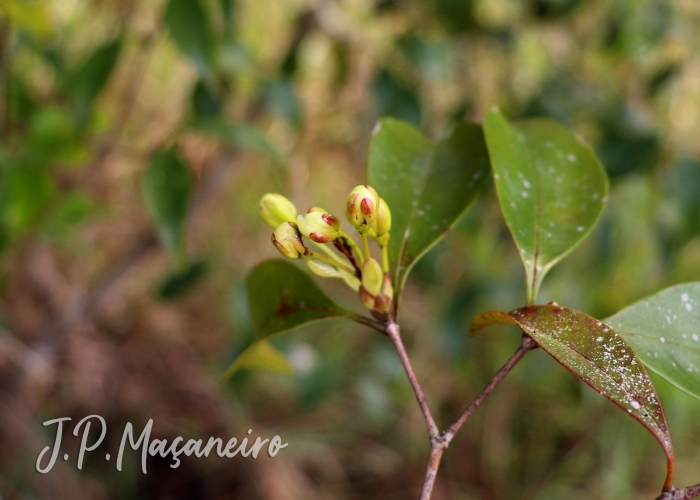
[306,258,361,290]
[260,193,297,228]
[341,273,361,291]
[359,286,376,310]
[306,257,341,278]
[297,209,341,243]
[345,185,379,230]
[381,272,393,300]
[272,222,306,259]
[361,258,383,296]
[372,293,393,320]
[375,197,391,236]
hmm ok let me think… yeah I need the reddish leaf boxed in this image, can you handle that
[470,304,675,490]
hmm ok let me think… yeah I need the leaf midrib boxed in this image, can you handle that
[395,146,436,289]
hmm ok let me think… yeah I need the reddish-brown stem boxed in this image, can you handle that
[333,239,362,278]
[442,335,537,442]
[386,321,440,438]
[384,321,537,500]
[420,442,447,500]
[655,484,700,500]
[414,335,536,499]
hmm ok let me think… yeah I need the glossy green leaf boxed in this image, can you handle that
[221,339,293,380]
[367,118,489,295]
[67,37,123,126]
[224,260,369,379]
[141,148,193,254]
[470,304,675,489]
[483,108,609,304]
[164,0,216,82]
[246,260,357,338]
[606,283,700,400]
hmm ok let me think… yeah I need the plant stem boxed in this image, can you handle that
[362,233,371,261]
[420,443,446,500]
[340,230,364,266]
[312,241,351,266]
[414,335,536,499]
[305,252,356,275]
[386,321,439,438]
[381,245,389,273]
[655,484,700,500]
[442,335,537,441]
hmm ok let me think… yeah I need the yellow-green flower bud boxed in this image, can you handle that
[306,206,327,214]
[307,258,361,291]
[345,185,379,230]
[299,211,341,243]
[361,258,383,296]
[375,197,391,236]
[381,272,393,300]
[260,193,297,228]
[341,273,361,291]
[272,222,306,259]
[306,257,341,278]
[359,286,376,310]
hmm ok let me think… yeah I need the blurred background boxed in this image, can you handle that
[1,0,700,498]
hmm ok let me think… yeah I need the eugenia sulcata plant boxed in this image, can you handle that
[223,108,700,500]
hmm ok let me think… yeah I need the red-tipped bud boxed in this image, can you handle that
[297,210,341,243]
[346,185,380,230]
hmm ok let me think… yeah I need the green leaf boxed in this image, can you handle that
[222,260,369,379]
[483,108,609,304]
[606,283,700,401]
[246,260,357,337]
[470,304,675,490]
[367,118,489,296]
[164,0,216,82]
[67,37,123,126]
[141,148,193,254]
[221,339,293,380]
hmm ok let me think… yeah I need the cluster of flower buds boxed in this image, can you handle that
[259,185,394,320]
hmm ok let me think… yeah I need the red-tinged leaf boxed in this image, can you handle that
[470,304,675,490]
